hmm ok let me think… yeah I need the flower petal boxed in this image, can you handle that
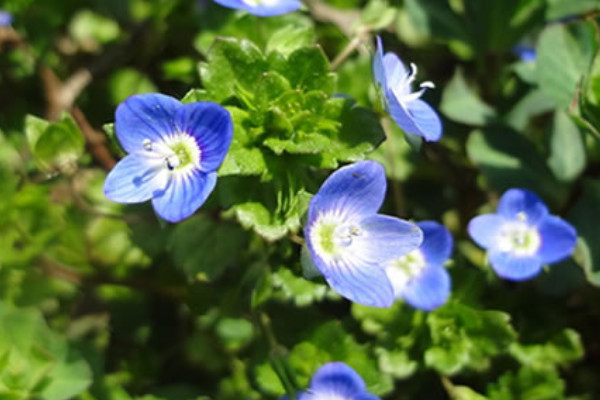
[151,170,217,223]
[174,102,233,172]
[468,214,506,250]
[308,161,387,222]
[488,250,543,281]
[115,93,180,153]
[383,52,408,89]
[406,99,443,142]
[497,188,548,223]
[353,215,423,263]
[313,255,395,307]
[0,11,13,26]
[537,216,577,264]
[385,89,420,135]
[373,36,387,88]
[402,265,451,311]
[307,362,366,397]
[104,154,168,203]
[212,0,302,16]
[417,221,453,266]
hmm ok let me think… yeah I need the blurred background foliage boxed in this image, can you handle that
[1,0,600,399]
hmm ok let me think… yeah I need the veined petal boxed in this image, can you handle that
[104,154,168,203]
[313,255,395,307]
[402,265,450,311]
[537,216,577,264]
[417,221,453,266]
[406,99,443,142]
[115,93,180,153]
[151,170,217,223]
[468,214,506,250]
[488,249,543,281]
[174,102,233,172]
[385,89,420,136]
[353,215,423,263]
[212,0,302,16]
[308,161,387,222]
[497,188,549,223]
[307,362,366,397]
[383,52,408,89]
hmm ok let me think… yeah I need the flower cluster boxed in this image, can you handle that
[304,160,454,309]
[0,10,12,27]
[103,39,578,315]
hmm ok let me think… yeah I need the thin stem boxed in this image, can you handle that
[256,312,300,399]
[330,30,368,71]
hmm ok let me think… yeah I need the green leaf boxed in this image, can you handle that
[266,25,315,56]
[425,303,517,375]
[215,318,254,352]
[547,111,586,182]
[487,366,565,400]
[545,0,599,20]
[0,304,92,400]
[26,113,85,174]
[270,268,330,307]
[360,0,398,30]
[279,46,336,95]
[503,89,556,131]
[200,38,267,103]
[69,10,120,48]
[509,329,584,368]
[169,216,249,282]
[569,180,600,286]
[537,22,598,108]
[466,128,567,206]
[440,68,496,126]
[109,68,157,106]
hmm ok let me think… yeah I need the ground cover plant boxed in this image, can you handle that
[1,0,600,399]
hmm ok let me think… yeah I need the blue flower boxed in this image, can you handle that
[468,188,577,281]
[212,0,301,16]
[373,36,442,142]
[385,221,452,311]
[512,44,536,62]
[104,93,233,223]
[304,161,423,308]
[294,362,380,400]
[0,11,13,26]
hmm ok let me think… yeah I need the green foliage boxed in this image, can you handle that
[25,113,84,175]
[425,303,517,375]
[0,303,92,400]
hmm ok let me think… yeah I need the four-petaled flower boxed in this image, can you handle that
[373,36,442,142]
[385,221,452,311]
[304,160,423,308]
[292,362,380,400]
[212,0,301,16]
[0,11,13,27]
[104,93,233,223]
[468,188,577,281]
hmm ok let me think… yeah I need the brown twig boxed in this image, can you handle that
[71,106,116,171]
[304,0,361,38]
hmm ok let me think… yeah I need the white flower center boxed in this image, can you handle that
[393,62,435,106]
[141,132,201,174]
[496,215,541,256]
[240,0,279,6]
[303,390,349,400]
[310,213,361,263]
[385,249,426,297]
